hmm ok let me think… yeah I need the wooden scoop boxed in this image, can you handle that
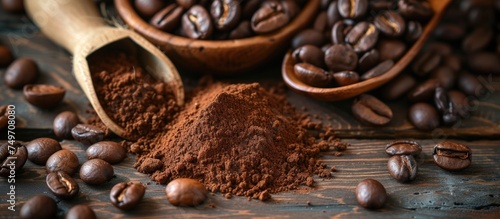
[25,0,184,139]
[282,0,452,101]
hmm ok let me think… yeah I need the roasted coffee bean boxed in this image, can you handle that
[326,1,341,27]
[87,141,127,164]
[251,1,289,34]
[182,5,213,39]
[358,49,380,73]
[176,0,197,9]
[376,39,406,61]
[0,45,13,67]
[23,84,65,108]
[25,138,61,165]
[434,87,458,125]
[292,45,325,68]
[457,72,488,98]
[374,11,406,37]
[448,90,471,118]
[134,0,167,18]
[313,11,328,32]
[369,0,395,11]
[352,94,392,125]
[443,54,461,72]
[294,63,333,87]
[331,21,346,45]
[0,142,27,177]
[149,3,183,32]
[387,155,417,183]
[412,50,442,77]
[19,195,56,219]
[433,141,472,171]
[46,171,79,199]
[0,105,8,129]
[355,179,387,209]
[53,111,80,139]
[228,21,253,39]
[462,26,493,53]
[408,102,440,131]
[398,0,434,21]
[433,23,466,41]
[345,22,379,53]
[291,29,326,49]
[165,178,208,206]
[333,71,359,86]
[360,59,394,81]
[466,52,500,75]
[46,149,79,175]
[405,21,422,43]
[430,66,456,90]
[211,0,241,31]
[80,159,114,185]
[408,79,439,102]
[66,205,96,219]
[385,140,422,156]
[71,124,105,146]
[381,74,416,100]
[324,44,358,71]
[338,0,368,19]
[4,57,39,89]
[281,0,300,19]
[110,182,146,210]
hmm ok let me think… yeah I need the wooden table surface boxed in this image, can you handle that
[1,3,499,219]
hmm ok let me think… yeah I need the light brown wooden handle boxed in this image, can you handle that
[25,0,108,54]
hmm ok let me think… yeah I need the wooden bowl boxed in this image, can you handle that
[282,0,452,101]
[114,0,320,75]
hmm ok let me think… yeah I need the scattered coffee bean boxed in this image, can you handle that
[134,0,166,18]
[398,0,433,21]
[46,149,79,175]
[345,22,379,53]
[292,45,325,68]
[355,179,387,210]
[0,44,13,67]
[110,182,146,210]
[293,63,333,88]
[25,137,62,165]
[228,20,253,39]
[408,102,440,131]
[387,155,418,183]
[182,5,214,39]
[358,49,380,73]
[165,178,208,206]
[71,124,105,146]
[408,79,439,102]
[457,72,488,98]
[351,94,392,125]
[46,171,79,199]
[411,50,442,77]
[211,0,241,31]
[434,87,459,125]
[324,44,358,72]
[251,1,289,34]
[376,39,406,62]
[338,0,368,20]
[53,111,80,139]
[0,142,27,177]
[433,141,472,171]
[86,141,127,164]
[385,140,422,156]
[381,74,416,100]
[23,84,66,108]
[430,65,456,90]
[4,57,39,89]
[360,59,394,81]
[448,90,471,118]
[374,10,406,37]
[19,195,57,219]
[405,20,422,42]
[80,159,114,185]
[149,3,183,32]
[66,204,96,219]
[332,71,359,86]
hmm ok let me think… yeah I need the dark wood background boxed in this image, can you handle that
[0,2,499,219]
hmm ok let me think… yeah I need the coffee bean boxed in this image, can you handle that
[345,22,379,53]
[430,66,456,90]
[251,1,289,34]
[86,141,127,164]
[19,195,56,219]
[332,71,359,86]
[149,3,183,32]
[80,159,114,185]
[291,29,326,49]
[0,105,8,129]
[46,149,79,175]
[281,0,300,19]
[428,41,454,56]
[165,178,207,206]
[53,111,80,139]
[408,79,439,102]
[313,11,328,33]
[0,142,27,177]
[326,1,341,27]
[405,21,422,43]
[355,179,387,209]
[331,20,346,45]
[412,50,442,77]
[433,141,472,171]
[4,57,39,89]
[46,171,79,199]
[408,102,440,131]
[433,23,466,41]
[443,54,461,72]
[358,49,380,73]
[352,94,392,125]
[66,205,96,219]
[381,74,416,100]
[457,71,488,98]
[398,0,434,21]
[1,0,24,14]
[211,0,241,31]
[134,0,167,18]
[387,155,417,183]
[227,21,253,39]
[241,0,261,19]
[110,182,146,210]
[466,52,500,75]
[448,90,471,118]
[434,87,459,125]
[324,44,358,71]
[25,138,61,165]
[71,124,105,146]
[293,63,333,88]
[182,5,214,39]
[176,0,196,9]
[462,26,493,53]
[374,11,406,37]
[376,39,406,61]
[292,45,325,68]
[360,59,394,81]
[385,140,422,156]
[338,0,368,20]
[0,45,13,67]
[23,84,66,108]
[369,0,395,11]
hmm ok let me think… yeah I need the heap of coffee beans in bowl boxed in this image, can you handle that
[134,0,307,40]
[290,0,433,88]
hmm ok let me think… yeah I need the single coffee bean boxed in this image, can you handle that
[134,0,166,18]
[0,45,13,67]
[165,178,208,206]
[443,54,461,72]
[0,105,8,129]
[324,44,358,71]
[1,0,24,13]
[294,63,333,88]
[332,71,359,86]
[110,182,146,210]
[326,0,341,26]
[25,138,62,165]
[71,124,105,146]
[462,26,493,53]
[291,29,326,49]
[87,141,127,164]
[433,141,472,171]
[46,171,79,199]
[211,0,241,31]
[430,65,456,90]
[23,84,66,108]
[182,5,214,39]
[360,59,394,81]
[281,0,300,19]
[387,155,418,183]
[374,11,406,37]
[19,195,56,219]
[345,22,379,53]
[331,20,346,45]
[4,57,39,89]
[428,41,453,56]
[405,21,422,43]
[66,204,96,219]
[80,159,114,185]
[176,0,196,9]
[457,72,488,98]
[149,3,183,32]
[448,90,471,118]
[408,79,439,102]
[46,149,79,175]
[466,52,500,75]
[434,87,458,125]
[251,1,289,34]
[385,140,422,156]
[412,50,442,77]
[381,74,416,100]
[313,11,328,33]
[228,20,253,39]
[398,0,434,21]
[358,49,380,73]
[53,111,80,139]
[292,45,325,68]
[352,94,392,125]
[355,179,387,209]
[0,142,27,177]
[408,102,440,131]
[338,0,368,19]
[376,39,406,62]
[433,23,466,41]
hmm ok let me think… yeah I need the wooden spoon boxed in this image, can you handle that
[282,0,452,101]
[25,0,184,140]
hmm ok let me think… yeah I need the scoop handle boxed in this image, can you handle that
[25,0,107,54]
